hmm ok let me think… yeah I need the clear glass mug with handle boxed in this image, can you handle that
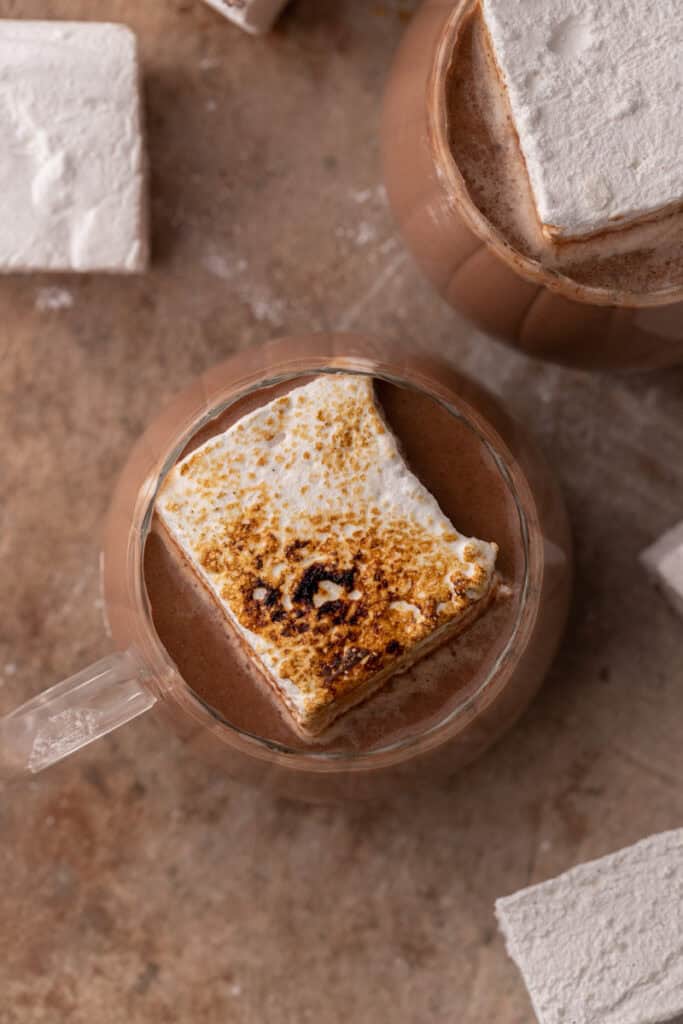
[0,333,572,801]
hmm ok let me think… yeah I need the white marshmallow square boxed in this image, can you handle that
[496,830,683,1024]
[0,21,147,273]
[481,0,683,240]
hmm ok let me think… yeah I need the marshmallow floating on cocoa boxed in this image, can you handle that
[156,375,499,737]
[481,0,683,241]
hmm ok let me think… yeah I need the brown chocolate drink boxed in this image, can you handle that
[143,377,525,754]
[446,6,683,297]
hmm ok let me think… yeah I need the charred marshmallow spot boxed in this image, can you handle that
[293,563,356,607]
[313,580,344,608]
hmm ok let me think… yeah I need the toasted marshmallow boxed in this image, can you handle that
[481,0,683,240]
[156,375,498,736]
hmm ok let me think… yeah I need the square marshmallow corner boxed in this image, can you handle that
[201,0,290,34]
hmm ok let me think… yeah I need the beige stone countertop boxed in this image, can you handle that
[1,1,682,1021]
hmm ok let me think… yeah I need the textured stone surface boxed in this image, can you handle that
[0,1,682,1022]
[497,830,683,1024]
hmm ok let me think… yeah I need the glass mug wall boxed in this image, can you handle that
[382,0,683,371]
[0,335,572,801]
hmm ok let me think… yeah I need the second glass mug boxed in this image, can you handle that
[0,334,572,801]
[382,0,683,371]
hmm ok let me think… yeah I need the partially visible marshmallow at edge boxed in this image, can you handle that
[641,521,683,618]
[497,830,683,1024]
[201,0,290,34]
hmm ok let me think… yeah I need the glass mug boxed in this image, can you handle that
[382,0,683,371]
[0,334,572,801]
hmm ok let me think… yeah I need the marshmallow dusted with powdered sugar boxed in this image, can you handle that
[496,830,683,1024]
[201,0,290,34]
[641,521,683,619]
[481,0,683,240]
[0,21,147,273]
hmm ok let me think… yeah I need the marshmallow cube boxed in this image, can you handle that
[496,830,683,1024]
[201,0,290,35]
[0,21,147,274]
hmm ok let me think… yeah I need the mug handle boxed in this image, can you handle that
[0,649,156,782]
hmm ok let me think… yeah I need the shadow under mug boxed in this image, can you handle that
[0,334,572,801]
